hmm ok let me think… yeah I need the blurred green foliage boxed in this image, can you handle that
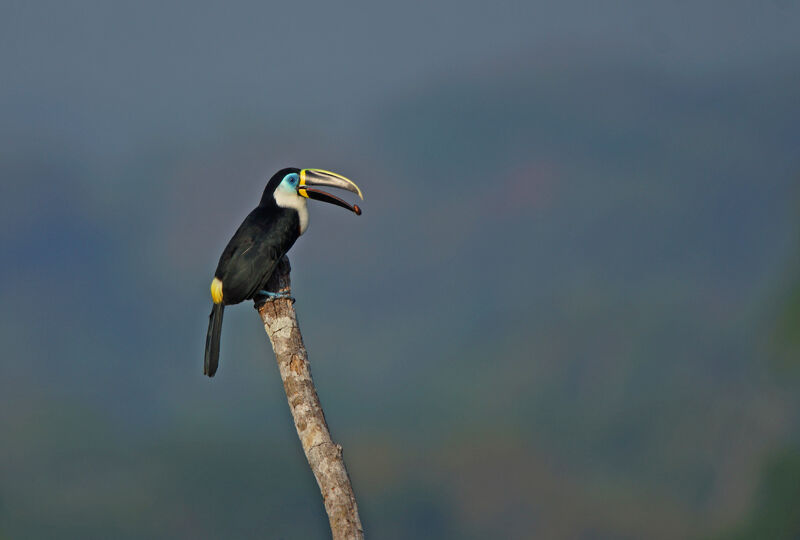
[723,209,800,540]
[773,247,800,371]
[717,449,800,540]
[778,281,800,347]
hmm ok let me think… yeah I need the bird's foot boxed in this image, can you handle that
[254,289,295,308]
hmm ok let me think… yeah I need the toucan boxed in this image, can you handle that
[204,168,363,377]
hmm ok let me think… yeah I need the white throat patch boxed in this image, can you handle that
[273,187,309,234]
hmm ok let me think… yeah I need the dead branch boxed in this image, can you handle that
[256,257,364,540]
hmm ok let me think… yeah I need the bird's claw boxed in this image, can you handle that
[254,289,295,307]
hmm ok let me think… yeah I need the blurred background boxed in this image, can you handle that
[2,1,799,538]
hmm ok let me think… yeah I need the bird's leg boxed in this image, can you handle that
[253,289,295,308]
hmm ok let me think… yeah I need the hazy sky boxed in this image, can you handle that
[3,0,799,159]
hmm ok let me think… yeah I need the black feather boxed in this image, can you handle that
[204,302,224,377]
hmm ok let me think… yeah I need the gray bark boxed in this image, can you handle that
[257,257,364,540]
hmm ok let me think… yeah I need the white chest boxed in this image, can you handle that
[296,204,309,234]
[274,189,309,235]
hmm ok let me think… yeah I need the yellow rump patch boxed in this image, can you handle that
[210,278,223,304]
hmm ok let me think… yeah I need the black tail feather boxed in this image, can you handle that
[204,303,224,377]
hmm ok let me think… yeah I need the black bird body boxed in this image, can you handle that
[214,205,300,305]
[204,167,363,377]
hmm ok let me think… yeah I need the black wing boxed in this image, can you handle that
[214,207,298,305]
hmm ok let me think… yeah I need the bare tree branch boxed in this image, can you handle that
[257,257,364,540]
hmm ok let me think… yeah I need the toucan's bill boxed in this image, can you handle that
[303,188,362,214]
[299,169,363,215]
